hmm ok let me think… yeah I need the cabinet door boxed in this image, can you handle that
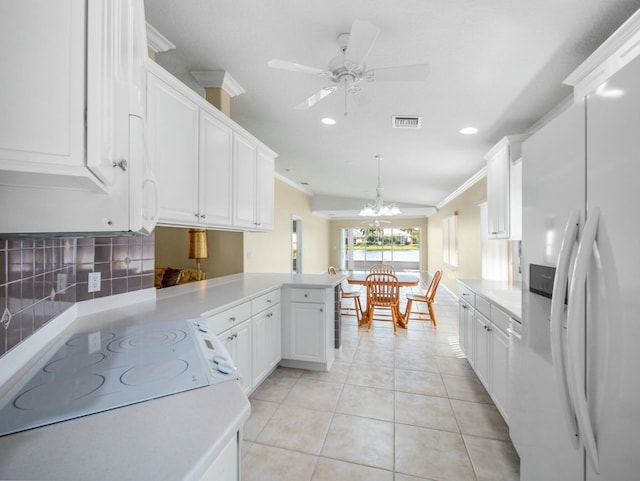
[486,145,510,238]
[198,432,238,481]
[473,311,491,388]
[234,320,253,395]
[269,305,282,370]
[459,300,474,361]
[255,149,275,231]
[0,0,88,181]
[233,133,258,229]
[147,72,199,224]
[252,304,282,387]
[199,109,233,227]
[289,302,325,362]
[491,326,509,421]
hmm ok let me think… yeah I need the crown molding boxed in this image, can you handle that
[437,166,487,210]
[190,70,245,97]
[146,22,175,53]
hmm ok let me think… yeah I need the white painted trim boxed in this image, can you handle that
[563,9,640,87]
[190,70,246,97]
[146,22,175,53]
[436,166,487,210]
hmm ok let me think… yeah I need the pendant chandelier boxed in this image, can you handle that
[358,155,401,217]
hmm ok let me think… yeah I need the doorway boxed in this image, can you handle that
[292,216,302,274]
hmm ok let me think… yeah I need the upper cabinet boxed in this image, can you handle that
[484,135,525,239]
[0,0,158,236]
[146,61,276,232]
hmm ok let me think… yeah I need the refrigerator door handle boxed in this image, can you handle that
[550,209,580,448]
[567,207,601,474]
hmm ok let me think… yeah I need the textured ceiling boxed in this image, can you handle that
[144,0,640,218]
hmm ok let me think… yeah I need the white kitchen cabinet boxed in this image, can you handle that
[199,109,234,226]
[491,323,510,420]
[484,135,525,239]
[281,287,335,371]
[219,319,252,396]
[251,289,281,387]
[198,432,239,481]
[473,310,492,387]
[459,298,474,364]
[0,0,156,236]
[233,133,276,231]
[147,68,200,225]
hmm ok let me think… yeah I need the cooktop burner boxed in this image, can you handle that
[0,318,233,437]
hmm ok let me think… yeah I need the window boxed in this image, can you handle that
[442,212,458,267]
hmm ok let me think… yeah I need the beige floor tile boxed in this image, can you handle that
[243,399,279,441]
[464,435,520,481]
[337,346,357,362]
[241,440,253,459]
[358,335,396,350]
[269,366,306,379]
[394,392,459,432]
[442,374,492,403]
[321,413,394,470]
[353,346,395,365]
[311,457,393,481]
[395,474,435,481]
[450,399,510,441]
[336,384,394,421]
[250,376,297,403]
[435,357,476,377]
[395,424,475,481]
[395,349,439,372]
[302,361,350,384]
[347,364,395,390]
[283,378,344,412]
[395,368,447,397]
[256,404,333,455]
[242,443,317,481]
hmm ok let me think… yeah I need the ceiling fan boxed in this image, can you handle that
[268,19,429,113]
[361,218,391,228]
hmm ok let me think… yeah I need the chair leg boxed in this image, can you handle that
[367,305,374,331]
[428,301,437,328]
[403,299,413,327]
[354,296,363,323]
[392,305,399,334]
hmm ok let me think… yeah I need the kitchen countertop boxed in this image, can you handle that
[458,279,522,321]
[0,272,344,481]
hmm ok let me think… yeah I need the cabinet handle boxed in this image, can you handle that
[267,313,272,317]
[461,304,467,310]
[112,159,127,171]
[320,308,323,312]
[227,335,234,341]
[462,293,470,296]
[267,299,272,303]
[229,316,236,322]
[201,214,206,219]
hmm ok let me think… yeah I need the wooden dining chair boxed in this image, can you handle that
[403,270,443,328]
[328,266,363,323]
[369,264,395,274]
[365,272,401,334]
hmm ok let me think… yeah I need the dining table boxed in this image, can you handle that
[346,272,421,327]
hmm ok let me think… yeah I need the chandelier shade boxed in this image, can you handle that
[358,155,401,217]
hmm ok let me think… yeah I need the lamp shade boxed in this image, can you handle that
[187,229,209,259]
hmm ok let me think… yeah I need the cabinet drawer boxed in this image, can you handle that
[289,288,325,303]
[252,289,281,314]
[475,295,491,318]
[459,286,476,307]
[490,305,510,333]
[208,302,252,335]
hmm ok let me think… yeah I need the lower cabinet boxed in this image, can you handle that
[281,286,335,371]
[198,431,239,481]
[219,319,252,396]
[458,284,513,422]
[252,303,281,387]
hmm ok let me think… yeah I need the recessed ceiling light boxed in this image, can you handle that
[460,127,478,135]
[321,117,336,125]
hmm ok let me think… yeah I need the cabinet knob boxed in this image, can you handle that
[304,294,308,298]
[320,308,323,312]
[229,316,236,322]
[267,313,272,318]
[267,299,272,303]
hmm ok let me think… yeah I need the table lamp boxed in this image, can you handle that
[188,229,208,280]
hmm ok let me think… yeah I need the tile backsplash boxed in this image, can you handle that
[0,233,155,357]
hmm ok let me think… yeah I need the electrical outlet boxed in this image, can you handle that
[88,272,101,293]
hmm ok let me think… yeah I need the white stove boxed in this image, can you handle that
[0,318,237,437]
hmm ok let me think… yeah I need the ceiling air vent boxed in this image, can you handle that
[392,115,422,129]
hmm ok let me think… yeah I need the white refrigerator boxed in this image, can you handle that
[512,53,640,480]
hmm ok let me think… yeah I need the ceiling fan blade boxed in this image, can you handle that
[345,20,380,66]
[369,64,430,82]
[294,86,337,110]
[267,59,328,76]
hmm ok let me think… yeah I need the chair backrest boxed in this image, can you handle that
[328,266,337,274]
[369,264,395,274]
[425,270,443,302]
[365,272,400,306]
